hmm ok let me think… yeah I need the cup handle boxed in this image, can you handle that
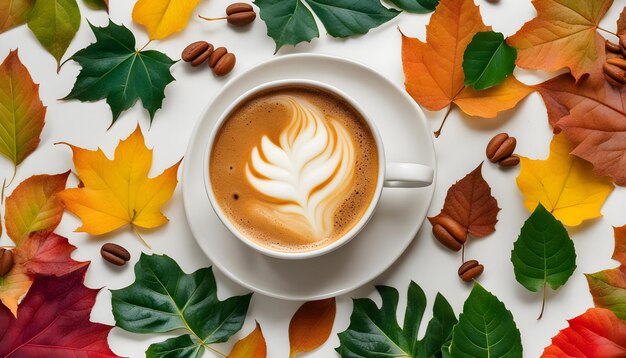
[384,163,434,188]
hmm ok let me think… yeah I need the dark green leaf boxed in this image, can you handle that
[462,31,517,90]
[146,335,204,358]
[64,20,176,124]
[511,204,577,292]
[337,281,457,358]
[111,254,252,354]
[254,0,399,51]
[27,0,80,70]
[450,283,522,358]
[387,0,438,13]
[305,0,400,38]
[253,0,319,52]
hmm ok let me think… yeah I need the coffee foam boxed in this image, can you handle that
[209,86,379,252]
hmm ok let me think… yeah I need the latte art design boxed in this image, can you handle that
[245,96,356,240]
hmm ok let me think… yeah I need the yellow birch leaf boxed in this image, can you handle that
[132,0,201,40]
[516,133,614,226]
[57,125,181,237]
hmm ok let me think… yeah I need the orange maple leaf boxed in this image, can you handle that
[401,0,532,136]
[57,126,181,246]
[508,0,614,80]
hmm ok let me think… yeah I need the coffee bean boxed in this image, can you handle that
[487,133,516,163]
[214,52,236,76]
[226,3,253,15]
[226,3,256,26]
[458,260,484,282]
[607,40,622,54]
[437,216,467,244]
[0,249,14,277]
[433,223,463,251]
[191,44,214,67]
[101,243,131,266]
[209,47,228,68]
[499,154,520,168]
[182,41,209,62]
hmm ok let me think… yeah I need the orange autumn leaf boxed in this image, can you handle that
[57,126,181,240]
[401,0,532,127]
[289,298,336,357]
[227,322,267,358]
[507,0,613,80]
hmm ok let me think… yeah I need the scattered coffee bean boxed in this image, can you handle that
[182,41,209,62]
[101,243,131,266]
[499,154,520,168]
[486,133,516,163]
[199,3,256,27]
[604,63,626,87]
[432,217,466,252]
[607,40,622,54]
[214,53,236,76]
[621,37,626,58]
[192,45,215,67]
[458,260,484,282]
[209,47,228,68]
[0,249,14,277]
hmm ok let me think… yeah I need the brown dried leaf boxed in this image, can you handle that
[428,163,500,237]
[289,298,336,357]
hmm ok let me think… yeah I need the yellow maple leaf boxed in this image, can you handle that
[132,0,201,40]
[57,126,181,242]
[516,133,614,226]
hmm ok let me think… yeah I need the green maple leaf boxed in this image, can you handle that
[450,283,523,358]
[254,0,400,52]
[111,254,252,358]
[64,20,176,125]
[511,204,577,319]
[336,281,457,357]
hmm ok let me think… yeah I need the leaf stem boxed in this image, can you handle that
[1,167,17,204]
[206,345,227,357]
[0,245,16,248]
[461,244,465,264]
[538,283,547,320]
[138,40,153,52]
[434,105,453,138]
[598,27,619,37]
[132,226,152,249]
[198,15,227,21]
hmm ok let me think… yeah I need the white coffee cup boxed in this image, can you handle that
[204,79,434,259]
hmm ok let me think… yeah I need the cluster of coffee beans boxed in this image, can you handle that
[182,41,236,76]
[101,243,131,266]
[0,248,14,277]
[604,39,626,87]
[432,218,484,282]
[486,133,519,168]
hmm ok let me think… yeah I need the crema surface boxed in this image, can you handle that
[209,86,379,252]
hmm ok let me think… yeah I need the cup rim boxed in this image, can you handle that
[203,79,386,260]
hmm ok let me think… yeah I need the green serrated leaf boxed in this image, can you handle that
[64,20,176,124]
[146,335,204,358]
[462,31,517,90]
[255,0,399,51]
[254,0,319,52]
[511,204,577,292]
[27,0,80,71]
[450,283,522,358]
[337,281,457,358]
[111,254,252,354]
[305,0,400,38]
[387,0,438,13]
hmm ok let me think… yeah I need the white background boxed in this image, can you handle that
[1,0,626,357]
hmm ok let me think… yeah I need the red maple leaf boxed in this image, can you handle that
[0,266,121,357]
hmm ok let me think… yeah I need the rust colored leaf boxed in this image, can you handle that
[401,0,532,123]
[536,52,626,186]
[0,266,121,357]
[618,7,626,35]
[289,298,336,357]
[429,163,500,238]
[0,232,88,317]
[508,0,613,80]
[228,321,267,358]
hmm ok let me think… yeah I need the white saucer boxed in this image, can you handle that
[182,54,436,300]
